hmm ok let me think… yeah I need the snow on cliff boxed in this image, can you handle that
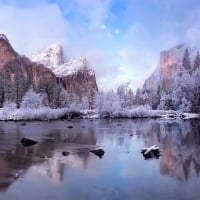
[30,44,94,77]
[54,57,94,77]
[30,44,64,69]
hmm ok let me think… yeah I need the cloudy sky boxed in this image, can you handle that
[0,0,200,91]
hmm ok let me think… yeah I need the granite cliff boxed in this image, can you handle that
[0,34,98,108]
[30,44,98,104]
[143,44,187,94]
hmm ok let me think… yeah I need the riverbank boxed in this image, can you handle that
[0,106,199,121]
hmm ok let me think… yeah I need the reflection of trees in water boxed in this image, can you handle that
[0,123,97,191]
[141,119,200,181]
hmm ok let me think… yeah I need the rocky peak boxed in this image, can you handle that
[30,43,64,69]
[160,44,186,79]
[30,45,95,77]
[54,57,95,77]
[142,44,198,95]
[29,43,98,103]
[0,33,18,69]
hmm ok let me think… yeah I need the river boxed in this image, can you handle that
[0,118,199,200]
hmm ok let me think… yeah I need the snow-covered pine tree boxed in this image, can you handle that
[20,87,44,109]
[193,51,200,72]
[182,48,191,73]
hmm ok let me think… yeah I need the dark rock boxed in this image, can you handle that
[167,114,177,119]
[21,138,38,146]
[62,151,70,156]
[21,122,26,126]
[67,125,73,128]
[90,148,105,159]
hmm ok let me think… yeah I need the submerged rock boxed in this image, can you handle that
[90,148,105,159]
[21,122,26,126]
[62,151,70,156]
[21,138,38,146]
[141,145,161,159]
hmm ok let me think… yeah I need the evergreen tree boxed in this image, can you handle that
[193,51,200,71]
[20,87,44,109]
[182,48,191,73]
[135,88,143,105]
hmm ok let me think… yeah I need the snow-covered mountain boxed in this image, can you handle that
[30,44,95,77]
[0,34,98,108]
[53,57,94,77]
[30,43,98,100]
[30,43,64,69]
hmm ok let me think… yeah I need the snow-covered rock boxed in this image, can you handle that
[54,57,94,77]
[30,45,94,77]
[30,43,64,69]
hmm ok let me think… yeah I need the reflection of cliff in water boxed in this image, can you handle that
[0,122,97,191]
[141,119,200,181]
[30,126,97,183]
[0,119,199,192]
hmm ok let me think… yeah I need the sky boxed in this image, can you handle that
[1,0,200,91]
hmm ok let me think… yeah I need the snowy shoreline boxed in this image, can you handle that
[0,107,199,121]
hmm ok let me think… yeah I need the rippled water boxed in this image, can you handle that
[0,119,199,200]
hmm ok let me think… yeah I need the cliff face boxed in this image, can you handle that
[143,44,186,94]
[0,35,63,107]
[159,44,185,92]
[160,44,185,80]
[30,44,64,69]
[30,45,98,101]
[0,34,98,108]
[0,35,18,69]
[0,35,59,107]
[142,68,160,94]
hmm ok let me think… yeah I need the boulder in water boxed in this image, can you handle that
[62,151,70,156]
[90,149,105,158]
[21,138,38,146]
[141,145,161,159]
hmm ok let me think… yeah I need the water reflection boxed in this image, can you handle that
[0,119,200,198]
[0,121,99,189]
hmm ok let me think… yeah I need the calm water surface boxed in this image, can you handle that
[0,119,199,200]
